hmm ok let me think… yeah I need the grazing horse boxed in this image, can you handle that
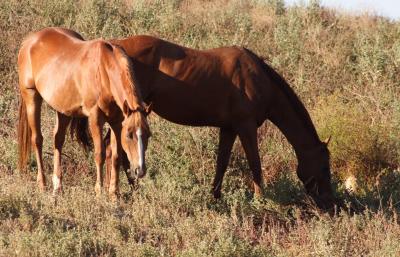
[106,35,334,210]
[17,28,151,198]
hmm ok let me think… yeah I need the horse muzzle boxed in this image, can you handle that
[308,191,336,214]
[130,165,146,179]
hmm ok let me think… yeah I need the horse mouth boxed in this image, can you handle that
[129,167,146,179]
[308,192,338,214]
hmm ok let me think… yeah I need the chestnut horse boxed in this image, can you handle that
[106,35,334,210]
[17,28,150,198]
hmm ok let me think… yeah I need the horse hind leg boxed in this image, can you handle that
[104,133,112,192]
[52,112,71,195]
[88,109,106,196]
[237,121,263,197]
[21,88,45,190]
[212,127,236,198]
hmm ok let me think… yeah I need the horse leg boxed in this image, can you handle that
[52,112,71,195]
[104,129,132,190]
[108,124,122,200]
[104,134,112,192]
[88,110,105,196]
[212,128,236,198]
[22,89,45,190]
[121,150,133,186]
[237,121,263,197]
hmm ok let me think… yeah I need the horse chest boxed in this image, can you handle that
[97,99,122,120]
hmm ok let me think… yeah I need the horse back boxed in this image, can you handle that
[113,35,265,87]
[18,28,114,117]
[112,35,270,126]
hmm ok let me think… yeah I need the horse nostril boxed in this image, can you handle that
[137,168,146,178]
[130,166,146,179]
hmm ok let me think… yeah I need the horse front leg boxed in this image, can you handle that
[88,109,106,196]
[237,121,263,197]
[212,127,237,198]
[104,129,133,191]
[108,124,122,200]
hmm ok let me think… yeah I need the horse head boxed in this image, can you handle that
[120,101,152,178]
[297,138,336,211]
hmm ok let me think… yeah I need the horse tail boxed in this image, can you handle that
[18,97,31,172]
[70,117,91,151]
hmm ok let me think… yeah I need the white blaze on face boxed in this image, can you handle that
[136,128,144,169]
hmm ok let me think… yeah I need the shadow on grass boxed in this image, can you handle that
[118,158,400,223]
[205,167,400,223]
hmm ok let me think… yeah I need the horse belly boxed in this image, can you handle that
[152,96,229,127]
[36,77,85,117]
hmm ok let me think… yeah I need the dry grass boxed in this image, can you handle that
[1,0,400,256]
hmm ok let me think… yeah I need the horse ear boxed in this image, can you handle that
[123,100,131,116]
[145,102,153,116]
[323,135,332,146]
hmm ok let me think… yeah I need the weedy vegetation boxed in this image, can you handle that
[0,0,400,256]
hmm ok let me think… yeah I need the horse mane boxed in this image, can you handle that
[112,45,150,135]
[112,45,143,105]
[243,48,320,141]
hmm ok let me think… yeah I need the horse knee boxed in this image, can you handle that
[111,152,119,165]
[31,133,43,148]
[94,151,105,165]
[105,143,112,159]
[53,132,65,149]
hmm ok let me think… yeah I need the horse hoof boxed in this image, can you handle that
[254,192,263,199]
[109,193,119,203]
[254,185,264,198]
[37,178,46,192]
[95,184,102,197]
[51,194,58,206]
[213,190,221,199]
[38,184,46,192]
[52,189,63,198]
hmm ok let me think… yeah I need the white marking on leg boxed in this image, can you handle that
[52,174,61,193]
[136,128,143,169]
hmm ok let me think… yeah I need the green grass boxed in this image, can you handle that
[1,0,400,256]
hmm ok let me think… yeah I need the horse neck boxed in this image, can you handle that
[123,88,142,109]
[267,82,322,161]
[106,50,143,111]
[239,48,322,161]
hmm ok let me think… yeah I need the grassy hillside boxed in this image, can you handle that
[0,0,400,256]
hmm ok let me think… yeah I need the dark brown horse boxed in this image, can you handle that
[17,28,151,198]
[105,35,334,210]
